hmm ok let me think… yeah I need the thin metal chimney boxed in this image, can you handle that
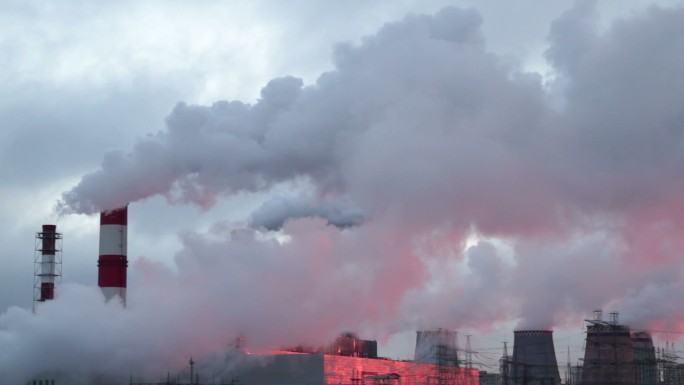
[33,224,62,311]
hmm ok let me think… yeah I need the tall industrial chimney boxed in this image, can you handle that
[98,206,128,304]
[510,330,561,385]
[33,224,62,311]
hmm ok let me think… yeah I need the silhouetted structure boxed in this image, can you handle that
[580,312,635,385]
[632,331,657,385]
[510,330,561,385]
[331,333,378,358]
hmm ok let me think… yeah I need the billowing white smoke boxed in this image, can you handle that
[6,2,683,380]
[249,194,366,230]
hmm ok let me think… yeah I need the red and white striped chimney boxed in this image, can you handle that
[98,206,128,304]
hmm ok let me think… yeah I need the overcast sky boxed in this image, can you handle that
[2,0,684,381]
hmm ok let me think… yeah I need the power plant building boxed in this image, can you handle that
[227,352,479,385]
[331,333,378,358]
[479,371,500,385]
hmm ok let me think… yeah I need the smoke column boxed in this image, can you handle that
[57,1,684,330]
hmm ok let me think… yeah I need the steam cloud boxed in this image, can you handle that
[6,2,684,381]
[249,194,366,230]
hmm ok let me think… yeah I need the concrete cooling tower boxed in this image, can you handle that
[580,315,635,385]
[510,330,561,385]
[414,329,458,365]
[632,331,657,385]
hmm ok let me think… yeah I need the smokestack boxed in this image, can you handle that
[511,330,561,385]
[98,206,128,305]
[34,224,62,311]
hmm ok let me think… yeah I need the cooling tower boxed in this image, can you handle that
[98,206,128,304]
[510,330,561,385]
[414,329,458,364]
[580,319,635,385]
[632,332,657,385]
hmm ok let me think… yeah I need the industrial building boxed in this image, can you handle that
[330,333,379,358]
[215,330,477,385]
[478,371,499,385]
[223,351,479,385]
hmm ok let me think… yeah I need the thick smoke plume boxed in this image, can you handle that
[249,194,366,230]
[10,2,683,380]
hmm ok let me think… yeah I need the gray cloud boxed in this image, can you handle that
[249,194,366,230]
[59,2,684,333]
